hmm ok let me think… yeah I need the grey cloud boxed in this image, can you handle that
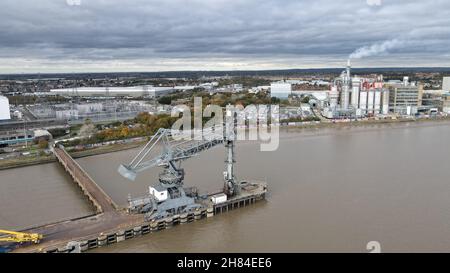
[0,0,450,72]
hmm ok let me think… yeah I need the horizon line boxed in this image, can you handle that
[2,66,450,77]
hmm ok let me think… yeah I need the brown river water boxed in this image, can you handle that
[0,163,93,230]
[2,121,450,252]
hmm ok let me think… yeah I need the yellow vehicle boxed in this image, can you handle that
[0,229,43,244]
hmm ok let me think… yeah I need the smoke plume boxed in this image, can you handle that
[349,39,404,59]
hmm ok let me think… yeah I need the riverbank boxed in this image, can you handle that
[0,141,145,170]
[1,116,449,170]
[68,141,145,159]
[0,155,55,170]
[286,115,450,129]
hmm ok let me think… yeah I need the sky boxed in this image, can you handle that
[0,0,449,73]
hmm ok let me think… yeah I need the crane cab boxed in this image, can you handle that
[149,185,168,202]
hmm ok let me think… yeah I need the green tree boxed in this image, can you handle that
[38,139,49,149]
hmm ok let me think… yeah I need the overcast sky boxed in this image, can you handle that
[0,0,449,73]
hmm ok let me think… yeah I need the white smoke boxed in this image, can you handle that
[349,39,404,59]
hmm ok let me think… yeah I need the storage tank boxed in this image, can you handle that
[374,91,381,113]
[382,89,390,114]
[367,90,375,113]
[351,77,361,108]
[359,91,367,110]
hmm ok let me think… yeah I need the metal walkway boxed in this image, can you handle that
[53,145,118,213]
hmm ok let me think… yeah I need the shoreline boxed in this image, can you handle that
[0,142,144,171]
[1,116,449,170]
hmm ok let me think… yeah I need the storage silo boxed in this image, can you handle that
[374,91,381,113]
[351,77,361,108]
[382,89,390,114]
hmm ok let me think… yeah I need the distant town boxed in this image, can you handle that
[1,64,450,168]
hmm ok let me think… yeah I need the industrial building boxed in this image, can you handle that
[0,95,11,121]
[0,129,51,147]
[323,60,389,118]
[26,101,160,123]
[441,93,450,113]
[270,82,292,99]
[50,85,197,98]
[213,84,244,94]
[443,77,450,92]
[388,78,423,115]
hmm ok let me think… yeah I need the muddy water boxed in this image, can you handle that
[2,121,450,252]
[0,163,93,230]
[78,121,450,252]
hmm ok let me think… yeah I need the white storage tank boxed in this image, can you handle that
[0,95,11,120]
[211,193,227,205]
[374,91,381,113]
[382,89,390,115]
[359,91,367,110]
[367,90,375,113]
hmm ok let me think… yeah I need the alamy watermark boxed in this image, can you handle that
[169,97,280,152]
[366,241,382,253]
[366,0,382,6]
[66,0,81,6]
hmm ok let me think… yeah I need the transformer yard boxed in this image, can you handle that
[8,118,268,253]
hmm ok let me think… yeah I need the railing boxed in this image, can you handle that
[53,146,118,213]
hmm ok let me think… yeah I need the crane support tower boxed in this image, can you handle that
[223,108,239,197]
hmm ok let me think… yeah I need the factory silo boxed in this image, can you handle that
[382,89,390,114]
[351,77,361,108]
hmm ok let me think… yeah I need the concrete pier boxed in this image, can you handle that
[53,146,118,213]
[13,193,265,253]
[11,147,267,253]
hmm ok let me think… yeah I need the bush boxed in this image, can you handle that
[48,128,67,138]
[38,139,49,149]
[158,96,172,105]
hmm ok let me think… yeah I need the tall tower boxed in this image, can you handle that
[341,60,352,110]
[346,59,351,79]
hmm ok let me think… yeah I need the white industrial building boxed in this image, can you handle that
[56,109,79,120]
[50,85,196,98]
[292,90,329,101]
[0,95,11,120]
[76,103,103,114]
[443,77,450,92]
[324,61,389,118]
[270,82,292,98]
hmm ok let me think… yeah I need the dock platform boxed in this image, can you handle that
[11,147,267,253]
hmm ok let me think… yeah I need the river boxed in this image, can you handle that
[2,121,450,252]
[0,163,93,230]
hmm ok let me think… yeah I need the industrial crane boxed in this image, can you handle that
[0,229,43,244]
[118,111,240,220]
